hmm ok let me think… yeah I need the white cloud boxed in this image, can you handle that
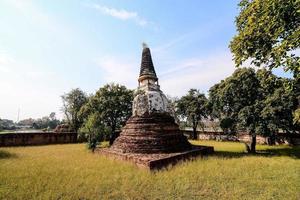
[3,0,72,42]
[88,4,150,27]
[160,58,204,77]
[94,51,236,98]
[0,53,14,73]
[95,56,139,89]
[159,51,236,97]
[152,20,226,55]
[153,32,194,54]
[0,52,65,120]
[93,4,137,20]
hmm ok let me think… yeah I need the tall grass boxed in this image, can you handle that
[0,141,299,200]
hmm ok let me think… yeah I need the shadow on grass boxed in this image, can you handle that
[213,146,300,159]
[0,150,18,159]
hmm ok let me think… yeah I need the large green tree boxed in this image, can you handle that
[209,68,298,152]
[230,0,300,76]
[230,0,300,123]
[176,89,208,140]
[259,69,299,135]
[80,83,133,145]
[209,68,261,152]
[61,88,88,132]
[262,84,299,133]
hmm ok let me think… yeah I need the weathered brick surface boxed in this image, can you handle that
[110,113,192,154]
[99,145,214,170]
[182,130,300,145]
[0,132,77,147]
[101,113,214,170]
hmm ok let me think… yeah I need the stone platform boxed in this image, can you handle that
[97,145,214,170]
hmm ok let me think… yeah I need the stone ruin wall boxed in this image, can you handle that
[182,130,300,145]
[0,132,77,147]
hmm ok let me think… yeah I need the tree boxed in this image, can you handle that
[209,67,299,152]
[230,0,300,123]
[48,112,60,129]
[49,112,56,121]
[79,113,109,152]
[17,113,60,130]
[176,89,208,140]
[18,118,35,127]
[61,88,88,132]
[219,118,235,134]
[261,83,299,134]
[256,69,299,135]
[80,83,133,145]
[294,108,300,124]
[0,118,10,131]
[230,0,300,76]
[209,68,260,135]
[209,68,261,152]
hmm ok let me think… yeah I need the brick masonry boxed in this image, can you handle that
[98,145,214,170]
[111,113,192,154]
[0,132,77,147]
[182,130,300,145]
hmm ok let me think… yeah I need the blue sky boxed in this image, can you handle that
[0,0,290,120]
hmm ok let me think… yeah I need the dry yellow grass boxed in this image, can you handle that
[0,141,299,200]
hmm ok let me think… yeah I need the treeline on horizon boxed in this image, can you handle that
[58,67,299,152]
[0,112,61,132]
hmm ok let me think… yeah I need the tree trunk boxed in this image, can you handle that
[109,132,115,145]
[192,126,198,140]
[267,132,276,145]
[109,126,116,145]
[250,134,256,153]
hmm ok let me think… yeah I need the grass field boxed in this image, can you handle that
[0,141,299,200]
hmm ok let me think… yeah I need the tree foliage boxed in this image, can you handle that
[18,113,60,130]
[219,118,235,134]
[61,88,88,132]
[79,113,109,151]
[0,118,15,131]
[230,0,300,76]
[209,68,260,134]
[208,68,298,152]
[79,83,133,145]
[176,89,208,140]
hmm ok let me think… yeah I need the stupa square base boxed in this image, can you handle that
[97,145,214,170]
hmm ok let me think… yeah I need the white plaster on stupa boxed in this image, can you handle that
[132,44,170,116]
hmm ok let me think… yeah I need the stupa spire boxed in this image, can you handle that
[139,43,158,82]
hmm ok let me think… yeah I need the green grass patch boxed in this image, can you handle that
[0,141,299,200]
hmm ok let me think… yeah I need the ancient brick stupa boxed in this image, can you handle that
[100,44,213,170]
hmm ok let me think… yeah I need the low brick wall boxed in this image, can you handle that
[182,130,300,145]
[238,134,268,144]
[274,133,300,145]
[0,132,77,147]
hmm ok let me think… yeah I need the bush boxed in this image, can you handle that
[79,113,109,151]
